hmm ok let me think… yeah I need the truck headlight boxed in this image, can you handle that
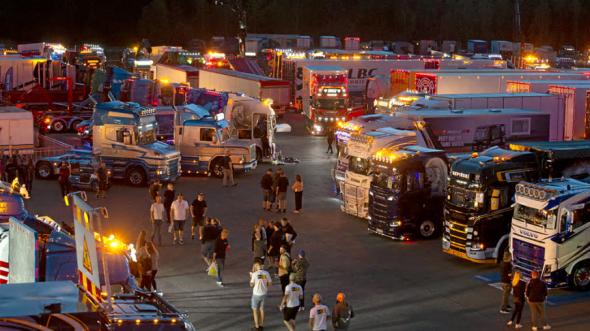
[475,192,484,204]
[390,220,402,227]
[387,196,394,201]
[156,169,163,175]
[369,191,374,196]
[313,124,322,132]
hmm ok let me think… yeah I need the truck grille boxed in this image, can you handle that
[369,185,392,222]
[167,158,179,177]
[512,238,545,278]
[445,209,469,251]
[342,183,369,217]
[250,145,257,161]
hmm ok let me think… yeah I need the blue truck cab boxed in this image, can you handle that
[92,101,181,185]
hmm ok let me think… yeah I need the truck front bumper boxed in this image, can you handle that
[441,237,495,264]
[233,160,257,172]
[367,218,413,240]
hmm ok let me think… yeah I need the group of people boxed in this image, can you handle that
[57,159,109,198]
[499,252,551,330]
[0,151,34,191]
[261,168,304,214]
[249,217,354,331]
[135,230,160,292]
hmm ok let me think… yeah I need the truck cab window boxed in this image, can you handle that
[200,128,216,142]
[116,128,132,145]
[571,203,590,230]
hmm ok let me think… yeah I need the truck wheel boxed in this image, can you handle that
[70,119,82,131]
[418,220,437,239]
[127,168,146,186]
[36,162,53,179]
[570,261,590,290]
[52,120,66,133]
[210,160,224,178]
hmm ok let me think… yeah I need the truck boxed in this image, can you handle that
[92,101,181,185]
[392,108,555,152]
[198,68,291,117]
[467,40,488,54]
[491,40,514,58]
[174,112,257,177]
[319,36,340,49]
[302,65,360,135]
[0,107,34,155]
[340,127,417,218]
[547,84,590,140]
[443,141,590,263]
[406,71,588,95]
[0,55,46,94]
[511,178,590,289]
[506,80,590,94]
[344,37,361,51]
[368,145,449,240]
[17,43,67,61]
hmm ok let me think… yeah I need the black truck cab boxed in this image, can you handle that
[368,146,448,240]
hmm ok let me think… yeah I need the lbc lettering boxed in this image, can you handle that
[348,68,377,79]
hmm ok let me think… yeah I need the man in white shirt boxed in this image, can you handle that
[281,273,303,331]
[170,193,189,245]
[150,195,165,246]
[309,293,330,331]
[250,263,272,331]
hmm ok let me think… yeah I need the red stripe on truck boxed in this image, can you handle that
[260,80,290,87]
[0,260,8,268]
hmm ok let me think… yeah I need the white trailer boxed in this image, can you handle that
[548,84,590,140]
[0,56,46,92]
[199,68,291,116]
[413,72,588,95]
[0,107,34,155]
[506,79,590,93]
[393,108,555,152]
[153,63,199,87]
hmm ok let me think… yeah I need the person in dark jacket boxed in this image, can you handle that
[332,292,354,330]
[25,156,34,192]
[499,251,513,314]
[261,169,274,211]
[200,218,218,267]
[526,270,550,331]
[149,179,162,201]
[507,271,525,328]
[212,228,229,287]
[280,217,297,254]
[326,129,335,154]
[267,222,283,277]
[163,183,175,223]
[96,161,108,198]
[57,161,70,197]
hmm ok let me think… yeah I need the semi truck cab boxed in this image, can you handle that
[368,146,448,240]
[92,101,181,185]
[175,115,257,177]
[341,128,417,218]
[511,179,590,290]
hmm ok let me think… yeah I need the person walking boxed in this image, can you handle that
[222,150,236,187]
[253,227,267,265]
[292,250,310,310]
[261,169,274,211]
[163,183,175,223]
[281,273,304,331]
[250,262,272,331]
[271,169,281,211]
[267,222,282,277]
[25,156,34,192]
[292,175,304,213]
[147,241,159,292]
[309,294,330,331]
[170,193,189,245]
[278,245,292,294]
[212,228,229,287]
[57,161,70,197]
[280,217,297,254]
[507,271,525,329]
[150,195,165,246]
[201,218,218,268]
[136,231,151,290]
[96,161,108,199]
[326,129,335,154]
[499,251,513,314]
[277,170,289,213]
[190,192,208,240]
[332,292,354,330]
[526,270,551,331]
[149,179,162,201]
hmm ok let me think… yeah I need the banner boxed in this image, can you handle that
[72,195,101,301]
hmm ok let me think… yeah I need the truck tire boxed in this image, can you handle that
[70,119,82,131]
[36,162,53,179]
[52,120,67,133]
[127,168,146,186]
[210,159,224,178]
[418,219,437,239]
[569,261,590,290]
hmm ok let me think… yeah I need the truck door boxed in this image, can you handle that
[557,203,590,272]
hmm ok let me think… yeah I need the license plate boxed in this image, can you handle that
[376,228,383,234]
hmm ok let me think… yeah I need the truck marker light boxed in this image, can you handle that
[153,319,159,325]
[135,319,141,325]
[117,319,123,325]
[171,318,177,324]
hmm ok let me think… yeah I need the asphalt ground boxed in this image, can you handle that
[28,113,590,330]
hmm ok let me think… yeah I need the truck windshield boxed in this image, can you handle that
[373,171,402,194]
[513,203,556,229]
[447,185,480,210]
[316,98,346,110]
[348,157,371,176]
[138,124,157,145]
[219,128,231,143]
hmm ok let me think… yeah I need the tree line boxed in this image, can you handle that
[1,0,588,49]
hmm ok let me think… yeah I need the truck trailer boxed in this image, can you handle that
[506,79,590,93]
[199,68,291,117]
[443,141,590,264]
[0,107,34,155]
[547,84,590,140]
